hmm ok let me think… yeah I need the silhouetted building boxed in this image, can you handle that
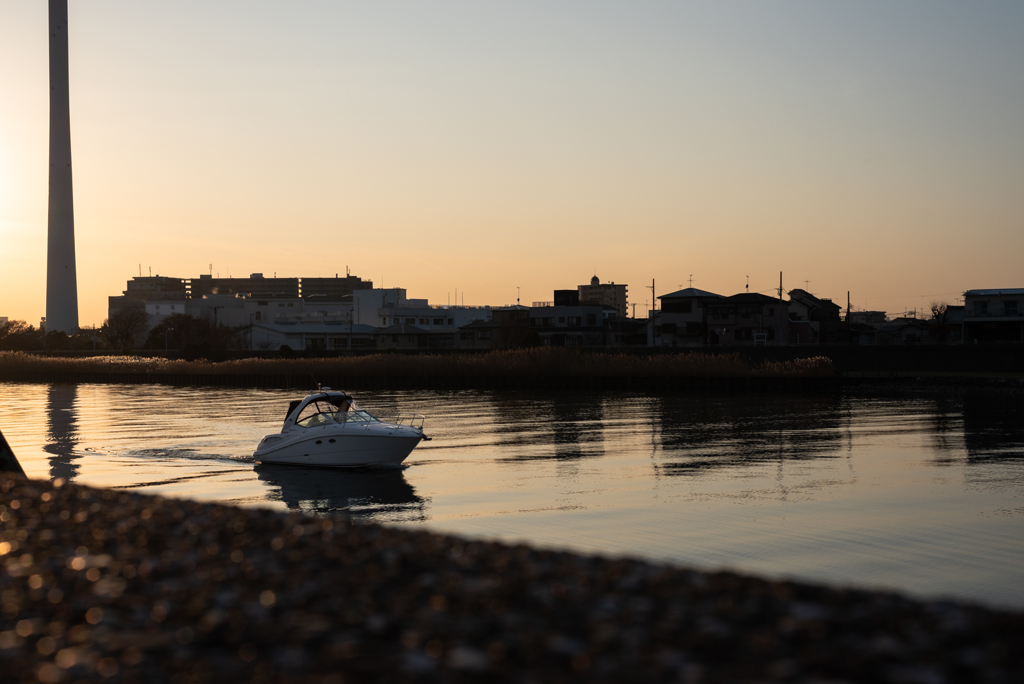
[189,273,300,299]
[300,275,373,298]
[847,311,888,327]
[787,289,844,345]
[578,275,628,317]
[554,290,580,307]
[123,276,187,301]
[707,293,790,346]
[529,304,610,347]
[650,287,724,347]
[963,288,1024,343]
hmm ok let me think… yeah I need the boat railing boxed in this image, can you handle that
[386,414,426,430]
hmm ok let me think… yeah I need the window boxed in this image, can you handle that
[406,318,416,324]
[420,318,429,324]
[287,303,294,308]
[976,301,988,316]
[477,330,491,339]
[566,335,582,346]
[460,332,473,340]
[1005,301,1019,316]
[255,311,262,321]
[447,319,453,325]
[278,303,285,308]
[559,317,566,323]
[568,316,581,327]
[587,314,596,325]
[433,318,444,325]
[686,322,701,335]
[258,301,268,306]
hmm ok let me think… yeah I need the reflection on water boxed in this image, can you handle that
[45,384,81,482]
[256,465,426,522]
[964,396,1024,464]
[654,394,849,475]
[1,382,1023,608]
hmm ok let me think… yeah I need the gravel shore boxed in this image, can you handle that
[1,473,1022,683]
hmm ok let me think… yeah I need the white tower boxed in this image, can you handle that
[46,0,79,333]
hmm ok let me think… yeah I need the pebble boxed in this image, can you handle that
[1,473,1022,683]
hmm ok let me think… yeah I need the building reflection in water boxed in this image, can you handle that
[488,391,606,462]
[45,383,81,482]
[256,465,427,522]
[962,394,1024,465]
[957,394,1024,496]
[927,396,964,455]
[653,393,847,476]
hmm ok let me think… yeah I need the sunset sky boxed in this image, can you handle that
[2,1,1023,327]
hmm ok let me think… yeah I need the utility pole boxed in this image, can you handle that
[647,279,656,314]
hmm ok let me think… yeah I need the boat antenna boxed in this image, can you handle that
[308,371,321,392]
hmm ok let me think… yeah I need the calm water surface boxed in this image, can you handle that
[1,382,1022,609]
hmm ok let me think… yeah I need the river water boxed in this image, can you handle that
[1,382,1022,609]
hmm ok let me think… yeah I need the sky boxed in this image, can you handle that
[2,1,1023,328]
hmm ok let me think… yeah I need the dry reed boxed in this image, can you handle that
[0,349,834,379]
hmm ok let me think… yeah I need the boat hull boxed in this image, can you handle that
[253,424,423,468]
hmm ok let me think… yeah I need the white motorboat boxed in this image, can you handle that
[253,388,429,468]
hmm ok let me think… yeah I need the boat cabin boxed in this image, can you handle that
[284,391,377,428]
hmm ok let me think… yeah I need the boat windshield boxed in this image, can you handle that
[294,395,377,428]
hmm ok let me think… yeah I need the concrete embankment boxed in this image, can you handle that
[1,473,1022,683]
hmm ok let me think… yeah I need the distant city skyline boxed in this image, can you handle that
[2,1,1023,327]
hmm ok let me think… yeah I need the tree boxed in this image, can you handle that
[101,308,150,354]
[0,320,39,351]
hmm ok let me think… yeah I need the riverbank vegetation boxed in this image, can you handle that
[0,348,834,383]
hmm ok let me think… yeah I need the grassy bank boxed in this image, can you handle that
[0,350,835,390]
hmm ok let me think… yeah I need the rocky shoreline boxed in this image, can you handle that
[1,473,1022,683]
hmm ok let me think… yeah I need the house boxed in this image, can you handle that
[787,289,845,345]
[528,304,611,347]
[847,311,888,327]
[963,289,1024,343]
[891,318,930,345]
[648,288,724,347]
[490,306,534,349]
[927,305,964,345]
[706,293,790,346]
[848,322,879,346]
